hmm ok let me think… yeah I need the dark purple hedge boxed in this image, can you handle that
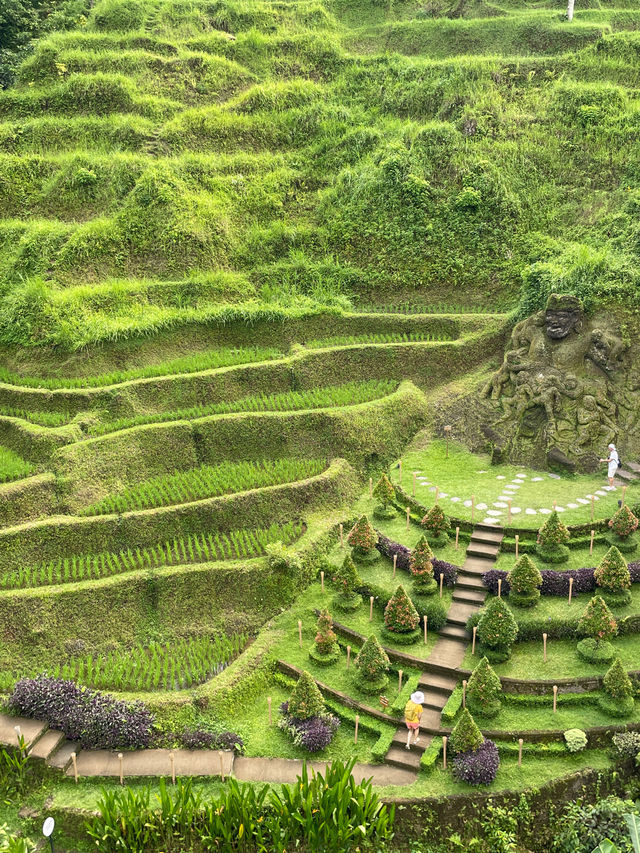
[182,728,245,753]
[10,675,154,750]
[452,738,500,786]
[279,701,339,752]
[376,534,457,587]
[483,562,640,597]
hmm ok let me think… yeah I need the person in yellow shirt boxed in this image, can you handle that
[404,690,424,749]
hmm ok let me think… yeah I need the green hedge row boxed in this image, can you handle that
[420,736,443,774]
[0,415,80,463]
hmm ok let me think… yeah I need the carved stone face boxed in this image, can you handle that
[545,308,581,340]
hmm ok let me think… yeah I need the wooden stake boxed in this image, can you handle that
[398,669,403,692]
[339,523,344,547]
[471,495,475,523]
[435,486,439,503]
[118,753,124,786]
[355,714,359,744]
[553,500,557,510]
[590,529,594,555]
[497,578,502,599]
[622,485,627,506]
[218,750,225,782]
[320,570,324,593]
[591,495,595,522]
[268,696,272,725]
[439,573,444,598]
[553,685,558,714]
[369,596,374,621]
[507,499,512,524]
[393,554,397,578]
[423,614,428,645]
[442,736,448,770]
[369,477,373,498]
[71,752,78,784]
[518,738,523,767]
[543,632,548,662]
[406,506,410,530]
[472,626,477,655]
[455,526,460,550]
[462,680,467,709]
[170,752,175,785]
[568,576,574,605]
[298,619,302,648]
[346,645,351,668]
[515,534,519,559]
[412,472,416,496]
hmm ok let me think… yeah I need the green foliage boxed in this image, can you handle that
[0,734,31,799]
[82,458,325,515]
[409,535,434,586]
[288,670,325,720]
[609,505,639,539]
[0,445,32,482]
[537,511,570,549]
[578,595,618,644]
[595,546,632,593]
[552,795,640,853]
[332,554,361,600]
[0,823,35,853]
[477,597,519,651]
[603,657,634,700]
[354,634,390,683]
[347,515,377,553]
[372,472,395,508]
[507,554,543,606]
[449,708,483,755]
[383,584,420,633]
[563,728,587,753]
[421,503,449,538]
[313,608,338,658]
[467,656,502,714]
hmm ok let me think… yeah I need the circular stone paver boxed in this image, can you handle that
[539,508,552,514]
[595,490,606,496]
[566,503,579,509]
[525,508,537,515]
[576,498,589,505]
[450,496,461,502]
[463,499,472,507]
[496,475,506,480]
[486,509,502,516]
[476,502,488,510]
[483,517,500,525]
[548,473,561,479]
[531,477,543,482]
[556,506,565,512]
[494,501,508,508]
[510,507,521,514]
[439,492,449,498]
[515,474,527,479]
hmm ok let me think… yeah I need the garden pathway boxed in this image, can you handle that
[383,524,502,772]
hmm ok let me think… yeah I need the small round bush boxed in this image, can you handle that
[384,585,420,636]
[451,739,499,786]
[576,637,616,664]
[373,474,396,520]
[420,597,448,632]
[564,729,587,753]
[449,708,483,755]
[421,503,450,546]
[476,598,518,660]
[577,596,618,647]
[347,515,379,562]
[600,658,635,718]
[354,635,390,694]
[507,554,543,608]
[467,657,502,719]
[332,555,362,612]
[612,731,640,759]
[536,511,570,563]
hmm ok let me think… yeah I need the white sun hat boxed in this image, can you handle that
[410,691,425,704]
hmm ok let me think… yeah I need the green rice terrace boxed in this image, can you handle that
[1,0,640,850]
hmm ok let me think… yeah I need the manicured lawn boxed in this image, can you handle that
[0,445,32,482]
[400,441,628,529]
[462,633,640,679]
[480,698,640,732]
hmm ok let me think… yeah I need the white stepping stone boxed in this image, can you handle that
[476,502,488,510]
[496,475,506,480]
[566,503,579,509]
[549,473,561,479]
[429,486,437,492]
[450,496,461,502]
[603,485,615,491]
[506,485,520,490]
[478,470,488,474]
[525,508,537,515]
[576,498,589,505]
[510,507,521,513]
[595,490,606,497]
[556,506,565,512]
[515,474,527,479]
[539,508,551,514]
[439,492,448,498]
[497,495,510,501]
[494,502,508,508]
[483,517,499,525]
[585,494,599,501]
[463,499,472,507]
[486,509,503,516]
[531,477,543,482]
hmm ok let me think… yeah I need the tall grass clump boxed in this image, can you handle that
[0,446,33,482]
[82,458,326,515]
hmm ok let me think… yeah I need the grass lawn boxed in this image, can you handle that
[400,441,628,530]
[462,633,640,679]
[479,698,640,732]
[0,445,32,482]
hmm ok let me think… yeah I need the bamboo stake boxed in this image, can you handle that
[346,645,351,668]
[472,626,477,655]
[118,753,124,786]
[462,680,467,709]
[423,614,428,645]
[439,573,444,598]
[320,571,324,593]
[369,596,374,621]
[443,737,448,770]
[543,633,548,662]
[553,685,558,714]
[518,739,523,767]
[71,752,78,784]
[355,714,359,744]
[498,578,502,599]
[406,506,410,530]
[455,526,459,550]
[515,534,519,559]
[219,750,225,782]
[393,554,397,578]
[398,669,403,692]
[568,576,574,604]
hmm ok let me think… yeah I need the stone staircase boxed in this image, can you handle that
[384,524,503,772]
[1,714,78,771]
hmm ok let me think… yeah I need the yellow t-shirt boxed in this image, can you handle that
[404,700,422,723]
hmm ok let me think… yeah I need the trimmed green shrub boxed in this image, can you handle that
[373,473,396,520]
[288,671,325,720]
[467,657,502,719]
[409,535,436,596]
[383,585,420,643]
[309,609,340,667]
[347,515,379,563]
[577,596,618,663]
[476,598,518,662]
[564,729,587,753]
[332,555,362,612]
[449,708,483,755]
[594,546,632,606]
[536,511,570,563]
[421,503,449,546]
[354,635,390,695]
[600,658,635,718]
[506,554,542,608]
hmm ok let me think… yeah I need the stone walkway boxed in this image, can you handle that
[383,524,502,772]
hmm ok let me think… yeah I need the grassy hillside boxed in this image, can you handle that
[0,0,639,350]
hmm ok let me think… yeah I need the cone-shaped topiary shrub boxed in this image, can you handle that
[354,634,390,694]
[467,657,502,718]
[332,555,362,612]
[347,515,379,563]
[476,598,519,663]
[409,535,437,596]
[576,595,618,663]
[382,585,421,644]
[607,504,639,553]
[288,670,325,720]
[373,473,396,520]
[594,546,632,606]
[536,511,570,563]
[421,503,450,546]
[600,657,635,718]
[506,554,543,608]
[450,708,483,754]
[309,608,340,666]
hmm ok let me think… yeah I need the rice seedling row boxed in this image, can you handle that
[0,347,283,390]
[0,446,33,483]
[305,332,448,349]
[0,407,71,427]
[83,458,326,516]
[0,521,304,590]
[89,380,396,437]
[352,304,502,315]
